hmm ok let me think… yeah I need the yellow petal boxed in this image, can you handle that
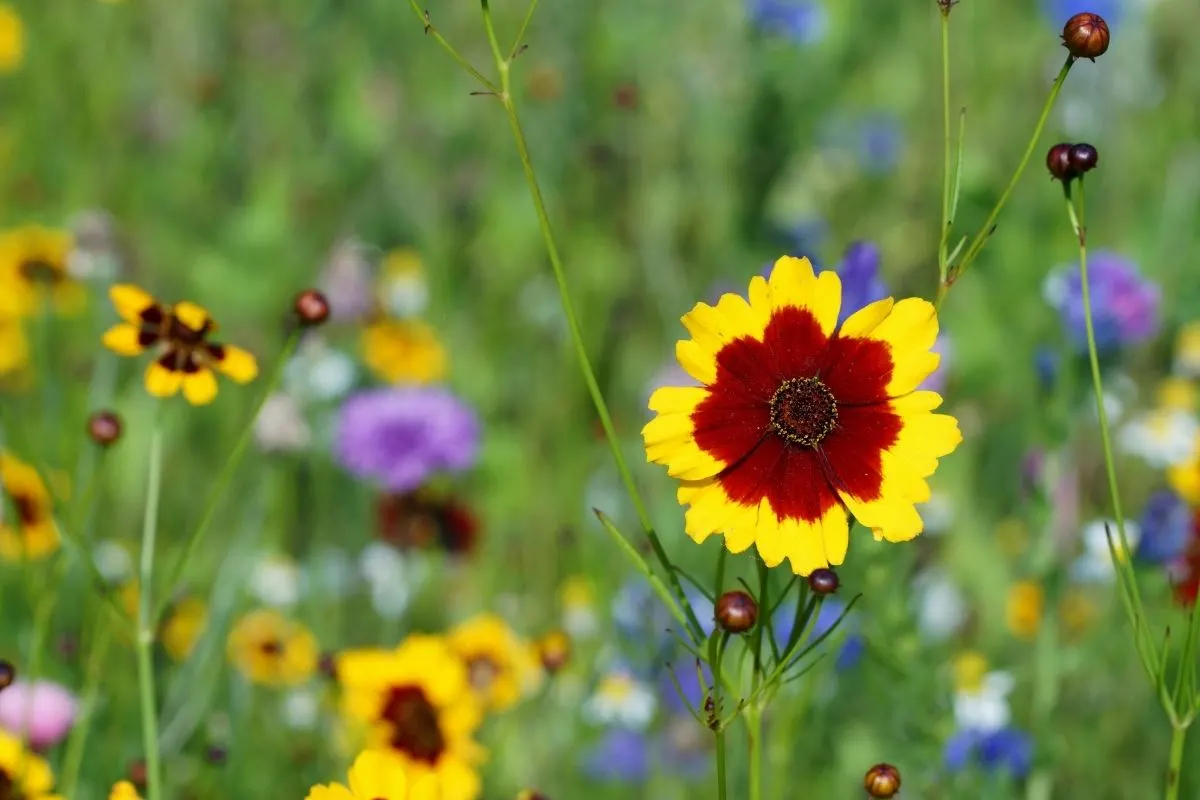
[182,369,218,406]
[679,480,761,554]
[681,292,768,354]
[214,345,258,383]
[643,387,724,480]
[348,750,409,799]
[753,498,790,568]
[172,301,210,331]
[144,361,182,398]
[109,284,157,323]
[766,256,842,338]
[102,323,146,356]
[676,339,716,385]
[305,786,356,800]
[856,297,940,397]
[838,297,895,338]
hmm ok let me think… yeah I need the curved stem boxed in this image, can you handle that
[404,0,498,92]
[936,8,952,282]
[137,426,165,800]
[1166,724,1188,800]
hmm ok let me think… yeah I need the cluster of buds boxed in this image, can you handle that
[1046,142,1100,183]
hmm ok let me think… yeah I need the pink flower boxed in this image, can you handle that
[0,680,78,749]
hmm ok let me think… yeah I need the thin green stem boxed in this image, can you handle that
[936,7,952,282]
[404,0,498,92]
[709,631,729,800]
[509,0,541,58]
[747,703,763,800]
[59,618,113,797]
[938,56,1075,308]
[1166,724,1187,800]
[715,727,728,800]
[156,333,300,622]
[137,426,165,800]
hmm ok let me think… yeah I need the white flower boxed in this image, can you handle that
[953,671,1014,733]
[1072,518,1141,583]
[382,271,429,320]
[911,569,967,641]
[370,579,412,620]
[254,393,312,454]
[284,337,357,403]
[583,670,657,730]
[281,689,320,730]
[92,540,133,585]
[560,576,599,640]
[359,542,429,620]
[359,541,406,585]
[249,554,303,608]
[1119,409,1199,468]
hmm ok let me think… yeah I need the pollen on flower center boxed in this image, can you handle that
[769,377,838,447]
[382,685,446,764]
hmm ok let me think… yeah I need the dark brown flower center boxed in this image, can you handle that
[259,638,284,657]
[0,770,24,800]
[381,685,445,764]
[467,656,500,691]
[11,493,40,527]
[18,259,63,285]
[769,377,838,447]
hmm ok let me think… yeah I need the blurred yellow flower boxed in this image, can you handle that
[101,284,258,405]
[1005,581,1044,640]
[161,597,208,661]
[447,613,542,712]
[0,226,82,317]
[306,750,409,800]
[952,651,988,693]
[227,609,318,687]
[109,780,141,800]
[0,452,60,561]
[0,5,23,73]
[120,580,140,619]
[336,635,484,800]
[1058,590,1097,638]
[377,248,428,319]
[1168,444,1200,505]
[1175,322,1200,377]
[534,630,571,674]
[362,320,446,385]
[1158,377,1198,412]
[0,315,29,376]
[0,729,62,798]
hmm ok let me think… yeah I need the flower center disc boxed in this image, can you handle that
[769,377,838,447]
[19,259,62,284]
[0,771,20,800]
[467,656,500,691]
[382,686,446,764]
[12,494,39,527]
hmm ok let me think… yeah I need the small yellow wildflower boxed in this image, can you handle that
[1175,321,1200,377]
[227,609,318,687]
[161,597,208,662]
[0,5,23,73]
[306,750,409,800]
[1005,581,1044,641]
[1158,377,1198,413]
[447,613,542,712]
[952,651,988,693]
[0,452,60,561]
[1058,590,1097,638]
[362,319,446,385]
[0,315,29,377]
[109,780,141,800]
[0,225,82,316]
[0,729,62,798]
[377,248,428,318]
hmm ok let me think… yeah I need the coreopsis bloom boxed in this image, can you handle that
[377,490,480,556]
[306,750,409,800]
[110,781,142,800]
[362,319,447,385]
[0,225,83,316]
[226,609,318,687]
[0,680,77,748]
[0,316,29,377]
[160,597,208,662]
[1004,581,1044,640]
[336,635,484,800]
[447,613,542,712]
[0,453,60,561]
[101,285,258,405]
[0,729,62,798]
[643,256,960,575]
[0,4,23,73]
[1042,252,1160,354]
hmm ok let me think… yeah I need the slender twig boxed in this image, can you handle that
[936,7,953,284]
[137,426,165,800]
[404,0,499,92]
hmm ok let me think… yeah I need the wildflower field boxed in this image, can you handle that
[2,0,1200,798]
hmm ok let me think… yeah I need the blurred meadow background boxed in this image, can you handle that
[2,0,1200,797]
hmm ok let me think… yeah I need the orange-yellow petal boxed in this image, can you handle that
[173,301,210,331]
[144,361,182,398]
[764,256,842,338]
[182,369,218,405]
[102,323,146,356]
[109,284,156,323]
[849,298,939,397]
[347,750,409,800]
[643,387,724,480]
[214,345,258,383]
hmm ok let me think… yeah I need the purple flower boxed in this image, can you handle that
[612,580,714,647]
[583,729,650,781]
[919,335,952,395]
[659,662,711,715]
[748,0,827,43]
[1137,489,1192,564]
[945,727,1034,778]
[836,241,889,324]
[1044,252,1160,354]
[335,387,480,492]
[0,680,78,748]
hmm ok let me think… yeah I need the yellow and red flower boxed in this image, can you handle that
[101,284,258,405]
[0,452,60,562]
[0,225,83,317]
[642,256,961,575]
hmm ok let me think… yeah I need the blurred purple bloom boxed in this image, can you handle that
[335,387,480,492]
[919,335,952,395]
[613,580,714,646]
[0,680,78,748]
[1044,252,1160,354]
[836,241,889,324]
[659,662,712,716]
[1137,489,1192,564]
[772,598,864,671]
[1034,346,1059,393]
[584,729,650,781]
[748,0,827,43]
[945,727,1034,778]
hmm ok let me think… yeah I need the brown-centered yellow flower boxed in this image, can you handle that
[101,284,258,405]
[0,452,60,561]
[226,609,318,687]
[0,225,84,317]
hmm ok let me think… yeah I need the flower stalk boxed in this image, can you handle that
[137,424,165,800]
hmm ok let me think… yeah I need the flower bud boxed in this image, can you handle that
[87,410,123,447]
[1068,143,1099,174]
[1061,12,1109,61]
[293,289,331,327]
[205,744,228,765]
[808,568,840,595]
[714,590,758,634]
[128,760,148,788]
[1046,143,1076,182]
[864,763,901,798]
[537,630,572,674]
[0,660,13,691]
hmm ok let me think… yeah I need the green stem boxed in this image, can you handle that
[1166,724,1188,800]
[747,703,763,800]
[59,618,113,797]
[137,427,165,800]
[404,0,498,92]
[938,56,1075,307]
[478,0,705,642]
[715,727,728,800]
[936,6,952,282]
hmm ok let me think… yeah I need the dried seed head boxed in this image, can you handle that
[293,289,331,327]
[1069,143,1099,174]
[864,763,902,798]
[0,660,14,691]
[1061,13,1110,60]
[1046,143,1077,182]
[87,410,123,447]
[808,567,840,595]
[714,590,758,634]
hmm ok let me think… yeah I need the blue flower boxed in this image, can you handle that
[612,580,714,649]
[836,241,889,324]
[1034,347,1059,393]
[748,0,828,44]
[1043,252,1160,354]
[583,729,651,781]
[945,727,1034,778]
[1137,489,1193,564]
[772,597,864,671]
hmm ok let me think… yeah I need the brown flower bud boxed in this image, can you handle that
[537,630,572,674]
[87,410,123,447]
[864,763,901,798]
[808,567,840,595]
[1061,13,1109,61]
[293,289,331,327]
[1046,143,1077,182]
[128,760,148,788]
[0,660,14,691]
[714,590,758,634]
[1068,143,1099,174]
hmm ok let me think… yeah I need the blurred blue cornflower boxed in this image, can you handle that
[1136,488,1193,565]
[1034,346,1060,393]
[1043,0,1123,27]
[1042,252,1160,354]
[835,241,889,324]
[747,0,828,44]
[772,597,864,671]
[818,113,905,176]
[945,727,1034,778]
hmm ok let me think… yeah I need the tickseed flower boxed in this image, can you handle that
[0,453,60,562]
[376,491,479,556]
[336,635,485,800]
[0,225,83,316]
[160,597,208,662]
[362,319,447,385]
[101,285,258,405]
[447,613,542,712]
[0,316,29,377]
[1004,581,1044,641]
[306,750,409,800]
[226,609,318,687]
[0,729,62,799]
[109,781,141,800]
[643,256,961,575]
[0,5,23,73]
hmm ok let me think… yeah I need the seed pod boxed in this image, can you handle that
[1046,143,1077,182]
[864,763,902,798]
[714,590,758,634]
[1068,143,1099,174]
[293,289,331,327]
[1061,13,1110,61]
[808,567,840,595]
[87,410,123,447]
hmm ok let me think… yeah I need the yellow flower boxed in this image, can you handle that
[642,256,962,574]
[226,609,318,687]
[534,630,571,674]
[1158,377,1198,412]
[0,5,23,73]
[0,226,82,317]
[377,248,428,319]
[336,635,484,800]
[1169,445,1200,505]
[0,453,60,561]
[447,614,542,712]
[306,750,409,800]
[1176,322,1200,377]
[952,651,988,693]
[101,284,258,405]
[362,320,446,385]
[120,580,140,619]
[161,597,208,661]
[0,315,29,377]
[1005,581,1044,641]
[109,780,141,800]
[0,729,64,799]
